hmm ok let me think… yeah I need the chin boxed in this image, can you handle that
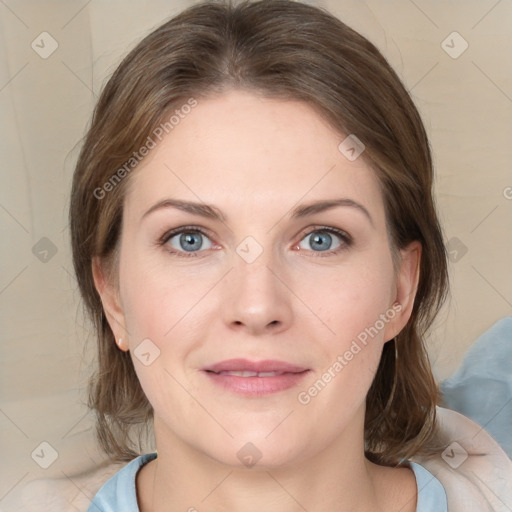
[201,431,308,471]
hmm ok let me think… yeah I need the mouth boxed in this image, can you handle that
[210,370,294,377]
[202,358,308,374]
[201,359,310,396]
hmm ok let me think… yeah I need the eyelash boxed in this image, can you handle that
[157,225,353,258]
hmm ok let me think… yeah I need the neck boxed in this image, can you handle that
[136,409,417,512]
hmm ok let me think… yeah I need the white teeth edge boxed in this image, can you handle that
[217,371,285,377]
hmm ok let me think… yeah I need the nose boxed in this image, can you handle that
[221,248,293,336]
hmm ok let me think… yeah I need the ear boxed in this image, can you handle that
[383,240,422,342]
[91,256,129,351]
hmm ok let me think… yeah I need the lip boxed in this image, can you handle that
[201,358,310,396]
[203,358,308,374]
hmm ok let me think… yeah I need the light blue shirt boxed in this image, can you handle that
[88,453,447,511]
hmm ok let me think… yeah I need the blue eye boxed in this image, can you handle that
[298,229,349,253]
[165,230,213,254]
[159,226,351,258]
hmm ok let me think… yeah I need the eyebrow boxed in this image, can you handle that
[141,197,374,227]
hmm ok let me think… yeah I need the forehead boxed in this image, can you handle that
[125,89,385,225]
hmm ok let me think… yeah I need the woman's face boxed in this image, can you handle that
[95,89,420,468]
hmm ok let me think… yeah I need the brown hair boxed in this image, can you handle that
[70,0,449,465]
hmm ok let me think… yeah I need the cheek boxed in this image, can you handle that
[294,267,393,422]
[118,263,207,422]
[120,250,212,341]
[298,259,395,343]
[119,253,219,406]
[294,260,395,396]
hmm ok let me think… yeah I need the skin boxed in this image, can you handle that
[93,89,421,512]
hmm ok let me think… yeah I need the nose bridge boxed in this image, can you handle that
[222,236,292,332]
[233,239,280,303]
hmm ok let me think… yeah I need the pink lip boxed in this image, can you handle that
[201,359,310,396]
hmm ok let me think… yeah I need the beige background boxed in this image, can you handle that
[1,0,511,507]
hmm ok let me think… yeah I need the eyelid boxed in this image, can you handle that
[296,225,352,244]
[158,224,352,257]
[158,225,213,245]
[157,225,218,258]
[294,225,352,256]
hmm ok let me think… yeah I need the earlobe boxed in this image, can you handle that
[116,337,129,351]
[91,256,127,348]
[383,241,422,342]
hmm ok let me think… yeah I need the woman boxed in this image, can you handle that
[69,1,512,511]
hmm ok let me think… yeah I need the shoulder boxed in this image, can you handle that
[413,406,512,512]
[408,462,448,511]
[87,453,157,512]
[2,460,124,512]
